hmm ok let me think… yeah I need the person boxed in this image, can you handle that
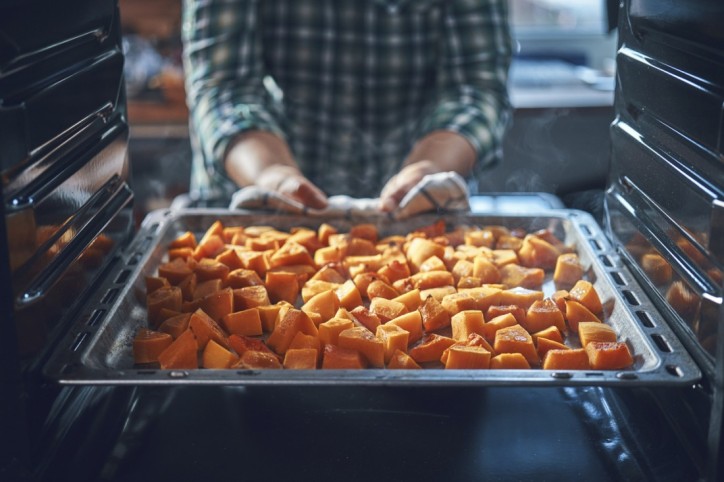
[182,0,512,212]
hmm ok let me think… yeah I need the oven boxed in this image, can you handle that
[1,1,722,481]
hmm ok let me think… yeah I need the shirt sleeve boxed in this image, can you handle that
[416,0,513,173]
[182,0,285,186]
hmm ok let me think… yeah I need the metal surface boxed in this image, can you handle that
[43,208,700,386]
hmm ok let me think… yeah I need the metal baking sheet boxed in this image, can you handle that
[43,208,702,386]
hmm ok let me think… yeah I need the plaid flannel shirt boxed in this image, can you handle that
[182,0,512,200]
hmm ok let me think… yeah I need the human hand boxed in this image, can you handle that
[256,164,329,209]
[379,160,441,212]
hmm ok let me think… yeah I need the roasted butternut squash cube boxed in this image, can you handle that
[419,295,451,332]
[536,337,570,360]
[441,292,478,317]
[578,321,617,347]
[147,286,183,328]
[314,245,345,267]
[194,258,230,282]
[472,256,502,284]
[377,259,411,284]
[387,311,424,344]
[409,271,455,290]
[498,287,544,310]
[193,279,223,300]
[564,299,602,333]
[518,234,560,270]
[459,286,503,312]
[444,345,491,369]
[301,289,340,324]
[283,348,319,369]
[193,234,225,261]
[491,249,519,267]
[189,309,230,350]
[158,257,194,285]
[302,280,341,302]
[542,348,590,370]
[265,271,300,304]
[202,339,239,368]
[322,345,367,369]
[500,264,545,289]
[225,268,264,289]
[269,240,314,268]
[392,289,422,312]
[585,341,634,370]
[349,306,382,332]
[257,303,284,332]
[234,350,282,369]
[221,308,263,337]
[387,349,422,369]
[370,297,408,323]
[338,327,385,368]
[169,230,197,250]
[288,331,322,354]
[375,324,410,364]
[215,248,244,271]
[451,310,486,342]
[227,334,277,358]
[233,286,271,311]
[177,273,197,301]
[366,279,399,300]
[311,266,346,284]
[406,237,446,273]
[419,255,448,273]
[569,280,603,315]
[524,298,566,334]
[266,308,318,355]
[494,325,539,366]
[419,285,457,302]
[531,325,564,344]
[451,259,474,284]
[489,353,530,369]
[158,313,192,340]
[336,279,363,310]
[482,313,518,343]
[199,287,234,322]
[146,276,170,295]
[319,318,356,346]
[486,305,526,326]
[158,329,198,369]
[553,253,584,289]
[409,334,456,364]
[133,328,173,364]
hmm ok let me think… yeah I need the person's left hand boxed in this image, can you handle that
[379,160,441,212]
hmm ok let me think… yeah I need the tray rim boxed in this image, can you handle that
[43,207,703,387]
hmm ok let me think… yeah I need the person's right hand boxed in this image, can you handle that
[256,164,328,209]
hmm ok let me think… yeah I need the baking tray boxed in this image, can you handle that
[43,208,702,386]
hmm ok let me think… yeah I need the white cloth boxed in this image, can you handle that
[229,171,470,220]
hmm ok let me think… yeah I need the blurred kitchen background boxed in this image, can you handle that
[121,0,617,220]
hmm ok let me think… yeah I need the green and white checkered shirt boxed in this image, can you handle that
[182,0,512,200]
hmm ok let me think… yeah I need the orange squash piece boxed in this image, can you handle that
[193,279,223,300]
[233,286,271,310]
[188,309,230,350]
[494,325,539,366]
[266,308,318,355]
[391,288,422,312]
[194,258,230,282]
[265,271,300,304]
[336,279,363,310]
[542,348,590,370]
[498,287,544,310]
[257,303,284,332]
[133,328,173,364]
[158,313,192,340]
[419,255,448,273]
[369,297,407,323]
[486,305,526,326]
[318,317,355,346]
[419,295,451,332]
[193,234,225,261]
[553,253,584,289]
[375,324,410,364]
[585,341,634,370]
[441,292,478,317]
[460,286,503,312]
[564,299,601,333]
[198,287,234,322]
[578,321,617,347]
[518,234,561,270]
[202,339,239,368]
[169,230,197,250]
[500,264,545,289]
[444,345,491,369]
[158,329,198,369]
[387,349,421,369]
[419,285,457,302]
[569,280,603,315]
[301,289,340,324]
[158,257,194,284]
[378,259,411,284]
[489,353,530,369]
[221,308,263,337]
[227,334,277,358]
[338,327,385,368]
[524,298,566,334]
[536,337,569,361]
[406,237,446,273]
[321,344,367,369]
[146,276,170,295]
[234,350,283,369]
[225,268,264,289]
[283,348,319,369]
[349,306,382,332]
[531,325,564,344]
[409,334,456,364]
[177,273,197,301]
[387,311,423,344]
[441,333,496,364]
[146,286,183,328]
[482,313,518,343]
[366,279,399,300]
[269,241,314,268]
[472,256,502,284]
[451,310,486,342]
